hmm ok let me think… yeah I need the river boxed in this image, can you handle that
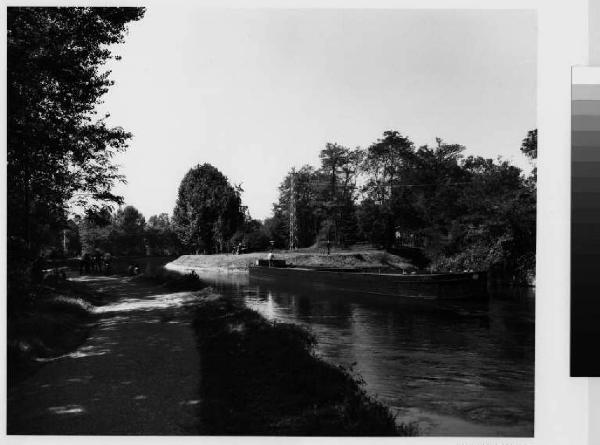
[187,270,534,437]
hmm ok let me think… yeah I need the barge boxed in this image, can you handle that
[249,260,487,299]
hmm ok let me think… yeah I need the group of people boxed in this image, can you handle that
[79,251,112,275]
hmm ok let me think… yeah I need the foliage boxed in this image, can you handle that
[318,144,363,246]
[229,219,271,253]
[262,216,288,248]
[520,128,537,182]
[172,164,245,253]
[271,129,537,282]
[272,165,328,248]
[145,213,181,256]
[109,206,146,256]
[78,206,181,257]
[7,7,144,286]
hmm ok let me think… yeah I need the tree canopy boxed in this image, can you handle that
[269,129,537,282]
[172,164,245,254]
[7,7,145,272]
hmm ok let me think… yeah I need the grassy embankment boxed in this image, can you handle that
[7,265,202,386]
[7,279,102,385]
[168,248,416,272]
[193,296,417,436]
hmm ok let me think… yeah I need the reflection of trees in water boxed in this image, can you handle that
[207,273,534,430]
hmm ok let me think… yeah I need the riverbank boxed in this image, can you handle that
[8,275,203,434]
[8,273,416,435]
[167,248,415,273]
[193,295,417,435]
[7,279,103,385]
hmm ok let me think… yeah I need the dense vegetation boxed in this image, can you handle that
[76,206,180,257]
[7,7,145,303]
[62,129,537,283]
[266,131,537,282]
[172,164,245,254]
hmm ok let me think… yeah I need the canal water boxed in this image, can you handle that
[189,270,534,437]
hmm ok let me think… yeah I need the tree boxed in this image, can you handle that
[273,165,327,248]
[172,164,244,253]
[521,128,538,182]
[7,7,145,279]
[230,219,271,253]
[318,144,363,246]
[520,129,537,161]
[361,131,416,247]
[109,205,146,256]
[79,208,113,255]
[146,213,180,256]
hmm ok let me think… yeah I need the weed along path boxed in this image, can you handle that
[8,275,207,435]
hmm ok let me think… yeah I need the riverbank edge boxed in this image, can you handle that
[167,249,416,273]
[191,295,418,436]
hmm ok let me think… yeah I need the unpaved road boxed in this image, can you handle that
[8,275,206,435]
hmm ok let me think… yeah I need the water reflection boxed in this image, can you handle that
[194,271,534,437]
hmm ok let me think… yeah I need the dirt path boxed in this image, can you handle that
[8,275,206,435]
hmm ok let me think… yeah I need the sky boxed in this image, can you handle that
[101,8,537,221]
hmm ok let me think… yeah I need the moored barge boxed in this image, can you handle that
[249,260,487,299]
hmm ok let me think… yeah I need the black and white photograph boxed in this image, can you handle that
[6,5,536,437]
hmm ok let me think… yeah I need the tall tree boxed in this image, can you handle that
[318,144,363,246]
[109,205,146,256]
[361,131,415,247]
[172,164,244,253]
[145,213,180,255]
[273,165,327,248]
[7,7,145,275]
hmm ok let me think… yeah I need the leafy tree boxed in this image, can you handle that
[109,205,146,256]
[273,165,328,248]
[520,129,537,161]
[361,131,416,247]
[172,164,244,253]
[318,144,363,246]
[271,129,536,282]
[7,7,145,281]
[145,213,180,255]
[262,216,288,248]
[230,219,271,253]
[79,208,113,255]
[521,128,538,182]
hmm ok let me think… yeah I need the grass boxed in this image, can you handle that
[169,247,416,272]
[192,297,418,436]
[133,267,207,291]
[7,280,99,385]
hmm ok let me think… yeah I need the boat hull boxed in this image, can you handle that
[248,266,488,300]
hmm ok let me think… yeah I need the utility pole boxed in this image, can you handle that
[289,168,297,250]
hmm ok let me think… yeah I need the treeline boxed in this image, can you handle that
[264,130,537,281]
[7,7,145,299]
[34,128,537,285]
[63,164,270,258]
[59,207,180,258]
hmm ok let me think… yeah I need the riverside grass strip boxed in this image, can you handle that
[191,296,417,436]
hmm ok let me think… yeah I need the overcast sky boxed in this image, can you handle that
[101,8,537,221]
